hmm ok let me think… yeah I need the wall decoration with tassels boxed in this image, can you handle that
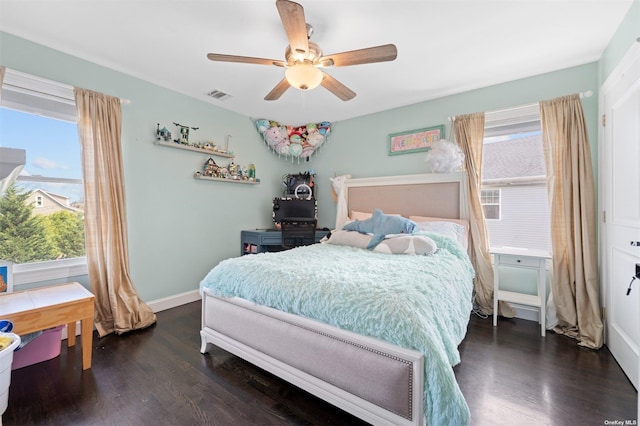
[254,119,331,162]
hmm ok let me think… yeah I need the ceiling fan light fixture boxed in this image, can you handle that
[285,62,323,91]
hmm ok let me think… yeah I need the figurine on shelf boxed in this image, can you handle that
[203,157,220,177]
[173,122,199,145]
[240,165,249,181]
[203,142,217,152]
[156,123,172,141]
[228,161,240,179]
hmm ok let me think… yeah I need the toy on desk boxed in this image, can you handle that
[343,209,418,250]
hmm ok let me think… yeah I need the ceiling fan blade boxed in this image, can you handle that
[320,44,398,67]
[264,78,291,101]
[207,53,285,67]
[320,72,356,101]
[276,0,309,56]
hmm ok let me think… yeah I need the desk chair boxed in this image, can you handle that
[280,218,317,249]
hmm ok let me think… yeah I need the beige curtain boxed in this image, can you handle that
[454,113,513,316]
[75,88,157,337]
[540,94,602,349]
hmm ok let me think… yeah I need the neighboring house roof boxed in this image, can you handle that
[27,188,82,215]
[482,134,546,184]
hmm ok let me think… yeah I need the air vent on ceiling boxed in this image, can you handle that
[206,90,231,101]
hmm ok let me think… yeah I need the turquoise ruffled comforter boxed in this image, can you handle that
[200,232,474,425]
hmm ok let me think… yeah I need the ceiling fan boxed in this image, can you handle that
[206,0,397,101]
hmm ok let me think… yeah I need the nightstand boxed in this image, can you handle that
[491,247,551,336]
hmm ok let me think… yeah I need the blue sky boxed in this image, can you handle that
[0,108,84,203]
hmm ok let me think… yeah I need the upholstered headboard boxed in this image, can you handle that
[342,173,468,223]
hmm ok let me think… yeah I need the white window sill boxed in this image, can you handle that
[13,257,88,286]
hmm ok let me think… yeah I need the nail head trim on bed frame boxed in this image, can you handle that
[201,293,424,424]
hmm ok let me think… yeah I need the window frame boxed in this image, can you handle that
[13,257,88,286]
[1,68,87,285]
[480,188,501,220]
[481,103,552,253]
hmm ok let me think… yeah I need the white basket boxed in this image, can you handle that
[0,332,21,415]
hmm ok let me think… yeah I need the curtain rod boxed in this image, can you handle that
[447,90,593,121]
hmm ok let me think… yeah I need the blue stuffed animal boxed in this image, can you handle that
[343,209,417,249]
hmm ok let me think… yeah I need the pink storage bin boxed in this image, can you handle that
[12,325,64,370]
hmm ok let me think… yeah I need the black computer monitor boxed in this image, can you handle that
[272,198,317,223]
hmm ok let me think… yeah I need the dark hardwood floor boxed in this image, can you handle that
[2,301,637,425]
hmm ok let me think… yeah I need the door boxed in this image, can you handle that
[601,41,640,390]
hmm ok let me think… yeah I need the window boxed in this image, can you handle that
[0,69,87,284]
[480,189,501,220]
[481,104,551,252]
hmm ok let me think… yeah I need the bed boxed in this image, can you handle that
[200,172,474,426]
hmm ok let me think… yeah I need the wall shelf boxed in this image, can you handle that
[154,140,234,158]
[194,175,259,185]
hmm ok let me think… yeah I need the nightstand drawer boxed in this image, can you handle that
[496,254,542,268]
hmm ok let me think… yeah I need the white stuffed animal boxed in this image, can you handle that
[329,174,352,201]
[329,174,352,229]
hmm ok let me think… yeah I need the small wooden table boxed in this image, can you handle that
[0,282,95,370]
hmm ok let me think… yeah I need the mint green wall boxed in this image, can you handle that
[312,64,599,229]
[0,32,305,301]
[599,0,639,84]
[0,14,629,303]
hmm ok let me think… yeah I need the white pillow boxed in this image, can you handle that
[374,235,437,255]
[349,210,372,220]
[408,216,469,235]
[324,230,371,249]
[415,221,466,248]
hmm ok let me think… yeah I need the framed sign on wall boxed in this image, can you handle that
[388,125,444,155]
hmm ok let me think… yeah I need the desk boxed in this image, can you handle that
[491,247,550,337]
[241,228,330,255]
[0,282,95,370]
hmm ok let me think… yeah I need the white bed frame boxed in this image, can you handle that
[200,172,467,426]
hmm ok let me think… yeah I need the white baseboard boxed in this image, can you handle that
[513,306,539,322]
[61,289,202,340]
[147,289,202,313]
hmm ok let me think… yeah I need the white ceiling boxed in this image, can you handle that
[0,0,633,125]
